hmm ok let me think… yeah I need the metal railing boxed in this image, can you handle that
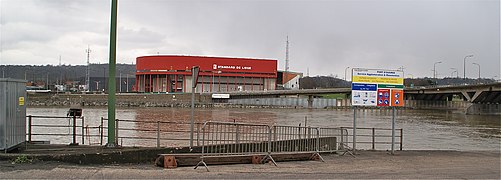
[195,121,276,171]
[199,121,271,155]
[26,115,85,145]
[25,116,403,153]
[195,121,348,171]
[94,118,205,147]
[318,127,348,152]
[340,127,403,151]
[271,125,320,153]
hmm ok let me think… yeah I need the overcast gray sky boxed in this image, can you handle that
[1,0,500,79]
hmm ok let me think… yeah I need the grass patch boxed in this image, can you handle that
[12,155,33,164]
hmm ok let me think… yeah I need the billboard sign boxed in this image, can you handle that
[352,68,404,107]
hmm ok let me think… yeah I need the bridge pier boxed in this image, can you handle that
[466,103,501,115]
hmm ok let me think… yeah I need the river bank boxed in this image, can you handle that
[1,150,499,179]
[26,93,477,111]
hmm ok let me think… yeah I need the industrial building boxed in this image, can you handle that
[277,71,303,90]
[135,55,278,93]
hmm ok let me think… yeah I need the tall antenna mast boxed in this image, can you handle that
[59,55,62,66]
[86,46,91,91]
[285,36,290,72]
[285,36,290,88]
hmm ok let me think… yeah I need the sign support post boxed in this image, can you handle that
[391,106,396,154]
[353,106,357,152]
[190,66,199,148]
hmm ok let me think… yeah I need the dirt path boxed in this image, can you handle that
[1,150,499,179]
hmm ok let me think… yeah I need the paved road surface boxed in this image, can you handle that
[1,150,499,179]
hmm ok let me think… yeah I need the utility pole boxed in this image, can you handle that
[86,46,91,92]
[284,36,289,89]
[107,0,118,147]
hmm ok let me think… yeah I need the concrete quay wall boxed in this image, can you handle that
[26,93,500,115]
[27,93,213,107]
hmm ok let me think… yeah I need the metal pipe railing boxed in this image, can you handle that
[340,127,403,150]
[26,115,85,145]
[100,118,205,147]
[27,115,403,150]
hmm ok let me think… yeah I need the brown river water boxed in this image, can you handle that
[27,107,500,151]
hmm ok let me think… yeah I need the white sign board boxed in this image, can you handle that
[351,68,404,107]
[212,94,230,99]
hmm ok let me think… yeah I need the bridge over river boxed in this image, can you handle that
[209,82,501,114]
[221,82,501,103]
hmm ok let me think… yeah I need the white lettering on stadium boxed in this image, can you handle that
[213,64,252,70]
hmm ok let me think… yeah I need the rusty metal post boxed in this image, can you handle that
[28,115,32,143]
[196,123,200,146]
[81,116,85,145]
[115,119,119,146]
[157,121,160,148]
[400,128,403,151]
[372,128,375,150]
[71,115,77,145]
[339,128,344,150]
[100,117,104,146]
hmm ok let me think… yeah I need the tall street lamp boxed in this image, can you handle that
[463,54,474,80]
[450,68,458,78]
[344,67,350,81]
[433,61,442,79]
[472,63,480,79]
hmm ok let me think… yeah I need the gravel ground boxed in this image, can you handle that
[1,150,499,179]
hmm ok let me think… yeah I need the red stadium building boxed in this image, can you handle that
[135,55,278,93]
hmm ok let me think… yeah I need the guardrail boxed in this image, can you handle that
[27,115,85,145]
[340,127,403,151]
[25,116,403,153]
[95,118,205,147]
